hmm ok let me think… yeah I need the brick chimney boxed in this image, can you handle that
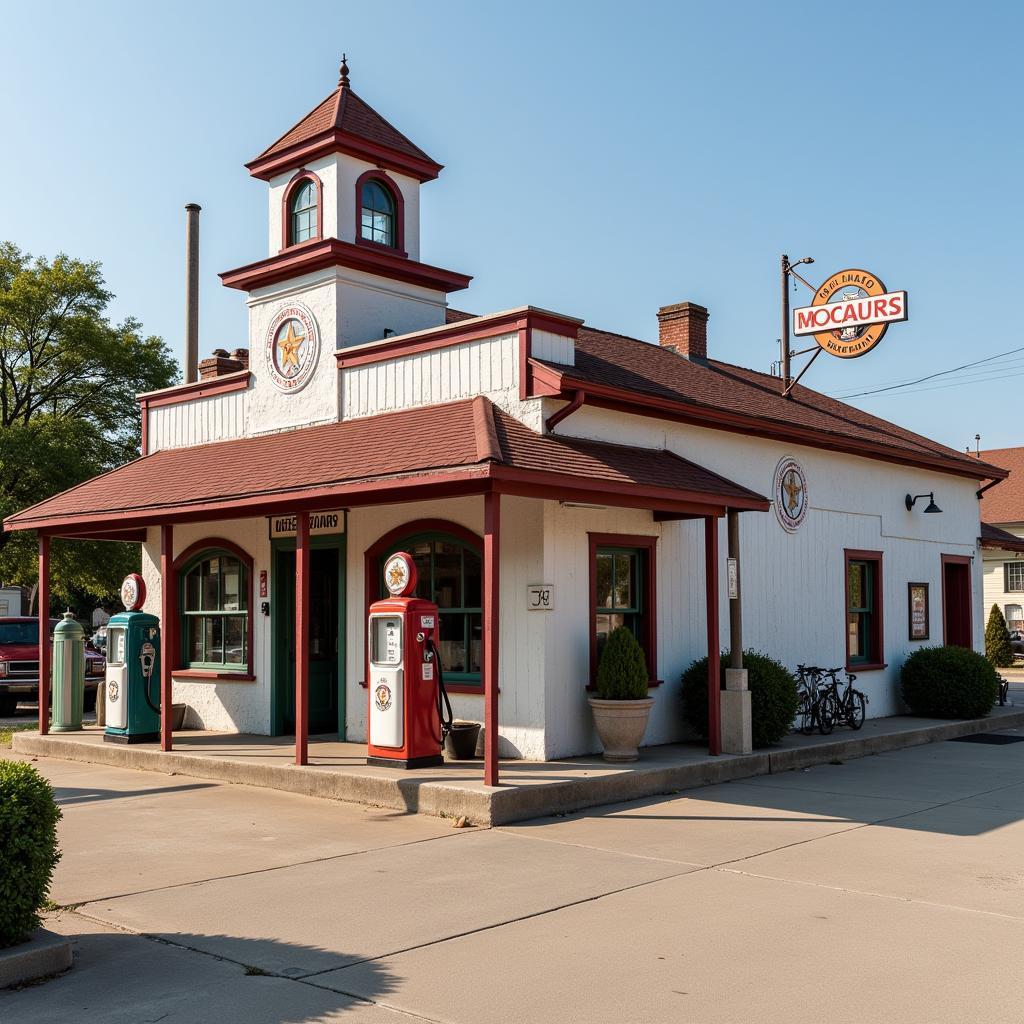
[198,348,246,380]
[657,302,709,361]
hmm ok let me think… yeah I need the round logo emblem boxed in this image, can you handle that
[107,680,119,703]
[374,683,393,712]
[265,304,320,393]
[383,551,418,597]
[808,269,891,359]
[120,573,146,611]
[774,456,808,532]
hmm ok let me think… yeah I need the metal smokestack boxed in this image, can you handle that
[184,203,201,384]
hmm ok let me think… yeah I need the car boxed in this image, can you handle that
[0,617,106,716]
[90,625,107,652]
[1010,630,1024,659]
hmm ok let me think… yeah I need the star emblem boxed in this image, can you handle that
[276,321,305,374]
[782,469,803,515]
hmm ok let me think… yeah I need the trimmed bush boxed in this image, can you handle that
[596,626,649,700]
[0,761,62,948]
[985,604,1015,668]
[682,650,799,748]
[900,645,999,719]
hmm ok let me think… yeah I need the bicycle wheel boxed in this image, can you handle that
[797,693,814,735]
[848,691,866,731]
[817,692,838,735]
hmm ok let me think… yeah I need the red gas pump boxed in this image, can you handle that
[367,551,452,769]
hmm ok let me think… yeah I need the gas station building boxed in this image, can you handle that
[4,61,1006,785]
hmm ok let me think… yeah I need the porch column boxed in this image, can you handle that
[483,491,500,787]
[37,536,50,736]
[295,511,310,766]
[160,525,175,751]
[722,510,751,754]
[704,516,721,756]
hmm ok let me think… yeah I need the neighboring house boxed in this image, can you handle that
[977,448,1024,631]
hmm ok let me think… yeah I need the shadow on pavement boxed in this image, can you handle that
[52,782,217,806]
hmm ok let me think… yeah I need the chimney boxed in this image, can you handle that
[657,302,708,361]
[184,203,201,383]
[198,348,246,381]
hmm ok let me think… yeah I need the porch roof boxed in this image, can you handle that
[4,396,768,536]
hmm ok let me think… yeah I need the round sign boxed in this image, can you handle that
[265,303,320,393]
[383,551,418,597]
[120,573,146,611]
[374,682,393,712]
[773,456,808,532]
[809,269,891,359]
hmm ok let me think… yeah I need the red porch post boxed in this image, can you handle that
[37,535,50,736]
[705,515,721,756]
[160,524,175,751]
[483,491,501,786]
[295,511,310,766]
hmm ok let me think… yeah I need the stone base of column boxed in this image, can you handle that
[721,685,752,755]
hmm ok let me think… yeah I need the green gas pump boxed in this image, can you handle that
[51,611,86,732]
[103,611,161,744]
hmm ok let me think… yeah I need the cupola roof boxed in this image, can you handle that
[246,55,443,182]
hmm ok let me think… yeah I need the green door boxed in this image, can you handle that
[274,545,342,736]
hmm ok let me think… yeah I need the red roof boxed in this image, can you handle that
[247,83,442,182]
[977,447,1024,524]
[529,327,1005,481]
[5,398,766,534]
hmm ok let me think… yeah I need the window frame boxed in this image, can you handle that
[354,169,406,254]
[844,548,885,671]
[1004,561,1024,593]
[174,538,255,681]
[588,533,658,689]
[363,519,483,694]
[280,170,323,250]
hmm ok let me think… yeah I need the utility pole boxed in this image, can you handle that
[781,254,791,391]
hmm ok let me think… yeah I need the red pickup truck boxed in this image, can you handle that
[0,617,106,716]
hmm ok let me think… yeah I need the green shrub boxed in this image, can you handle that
[682,650,799,748]
[0,761,62,947]
[985,604,1015,668]
[901,645,999,719]
[596,626,649,700]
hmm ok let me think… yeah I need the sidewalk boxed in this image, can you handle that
[15,704,1024,825]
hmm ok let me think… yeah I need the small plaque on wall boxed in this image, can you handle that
[908,582,929,641]
[527,584,554,610]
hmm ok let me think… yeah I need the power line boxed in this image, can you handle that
[854,366,1024,400]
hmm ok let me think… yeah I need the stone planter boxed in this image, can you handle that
[588,696,654,762]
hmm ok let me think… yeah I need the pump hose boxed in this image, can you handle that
[426,638,454,747]
[141,666,161,717]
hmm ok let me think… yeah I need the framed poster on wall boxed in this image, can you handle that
[908,582,929,641]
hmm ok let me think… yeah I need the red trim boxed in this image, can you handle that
[246,130,443,184]
[546,390,585,433]
[280,169,324,250]
[587,533,658,689]
[484,492,500,787]
[139,371,251,409]
[529,364,1005,483]
[295,512,310,765]
[220,238,471,295]
[56,529,148,542]
[354,169,406,255]
[705,516,721,756]
[141,404,148,457]
[37,537,50,736]
[844,549,884,672]
[362,519,484,690]
[160,525,175,751]
[335,308,580,369]
[173,537,256,680]
[941,554,973,648]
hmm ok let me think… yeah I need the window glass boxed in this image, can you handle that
[360,180,395,247]
[1006,562,1024,593]
[846,558,879,664]
[1006,604,1023,630]
[290,180,318,244]
[182,552,249,671]
[595,546,646,666]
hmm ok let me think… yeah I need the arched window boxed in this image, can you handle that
[376,530,482,684]
[289,179,318,245]
[179,547,251,672]
[360,179,396,247]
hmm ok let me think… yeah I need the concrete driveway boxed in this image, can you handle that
[4,731,1024,1023]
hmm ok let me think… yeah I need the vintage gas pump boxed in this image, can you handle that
[104,574,161,744]
[367,551,453,768]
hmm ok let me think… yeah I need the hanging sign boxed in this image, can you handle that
[120,573,146,611]
[268,510,345,539]
[383,551,418,597]
[792,268,907,358]
[726,558,739,600]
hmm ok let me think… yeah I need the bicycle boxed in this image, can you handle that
[795,665,838,735]
[821,669,868,731]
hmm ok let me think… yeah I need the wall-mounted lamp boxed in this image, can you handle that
[905,492,942,514]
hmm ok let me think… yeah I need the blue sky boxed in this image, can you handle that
[2,0,1021,450]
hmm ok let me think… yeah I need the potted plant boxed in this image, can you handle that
[588,626,653,761]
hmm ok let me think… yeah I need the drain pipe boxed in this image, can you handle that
[545,389,585,434]
[184,203,201,384]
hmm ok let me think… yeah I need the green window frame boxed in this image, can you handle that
[290,180,318,244]
[595,546,644,661]
[360,179,395,247]
[380,532,482,685]
[180,550,250,672]
[846,556,880,666]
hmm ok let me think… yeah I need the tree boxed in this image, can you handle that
[985,603,1015,669]
[0,242,178,607]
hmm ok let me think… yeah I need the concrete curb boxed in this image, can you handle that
[0,929,72,988]
[14,709,1024,827]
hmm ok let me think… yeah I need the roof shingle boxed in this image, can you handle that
[977,447,1024,524]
